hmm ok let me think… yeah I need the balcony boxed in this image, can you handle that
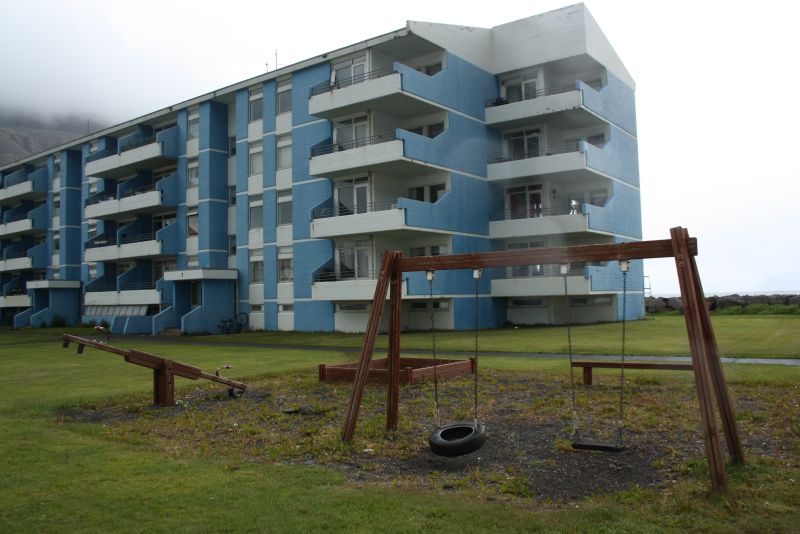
[488,141,594,183]
[485,79,627,132]
[85,175,178,220]
[0,242,47,272]
[311,270,407,301]
[85,126,179,179]
[84,223,178,262]
[309,133,405,178]
[491,266,592,297]
[490,204,607,239]
[0,167,48,206]
[309,66,447,120]
[0,204,48,237]
[84,280,161,306]
[311,202,407,238]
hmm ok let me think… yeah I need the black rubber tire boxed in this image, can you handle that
[228,387,245,398]
[428,421,486,457]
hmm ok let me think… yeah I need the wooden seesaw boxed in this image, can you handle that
[62,334,247,406]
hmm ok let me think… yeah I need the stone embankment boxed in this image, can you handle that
[645,294,800,313]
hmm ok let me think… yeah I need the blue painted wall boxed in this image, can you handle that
[293,300,334,332]
[293,239,333,299]
[293,121,331,183]
[583,182,642,239]
[292,63,330,126]
[292,179,330,240]
[584,124,639,188]
[579,71,637,137]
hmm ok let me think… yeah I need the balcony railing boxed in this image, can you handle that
[121,182,157,198]
[310,133,397,157]
[485,84,577,107]
[85,147,116,163]
[309,68,395,97]
[85,192,116,206]
[4,250,28,260]
[120,281,156,291]
[85,235,117,248]
[493,205,583,221]
[119,232,156,244]
[85,282,117,293]
[119,135,156,153]
[4,212,29,223]
[314,269,377,282]
[494,141,581,163]
[506,264,588,278]
[312,201,397,219]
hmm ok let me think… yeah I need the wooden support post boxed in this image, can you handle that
[342,250,399,443]
[685,230,744,465]
[671,227,728,492]
[386,261,403,431]
[583,367,593,386]
[153,359,175,406]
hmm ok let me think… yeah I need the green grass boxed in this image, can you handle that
[0,324,798,532]
[191,315,800,359]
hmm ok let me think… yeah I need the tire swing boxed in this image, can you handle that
[426,269,487,457]
[563,260,630,453]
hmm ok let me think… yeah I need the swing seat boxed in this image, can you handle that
[571,441,625,453]
[429,421,486,457]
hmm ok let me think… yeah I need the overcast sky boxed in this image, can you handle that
[1,0,798,295]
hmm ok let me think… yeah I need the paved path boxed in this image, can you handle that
[92,334,800,367]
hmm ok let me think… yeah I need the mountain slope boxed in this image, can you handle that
[0,126,82,167]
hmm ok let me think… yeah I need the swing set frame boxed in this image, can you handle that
[342,227,744,492]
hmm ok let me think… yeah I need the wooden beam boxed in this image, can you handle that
[342,250,400,443]
[397,238,697,273]
[386,261,403,431]
[671,227,728,492]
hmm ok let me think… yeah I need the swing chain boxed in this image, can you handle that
[563,265,580,438]
[427,271,440,429]
[617,261,628,446]
[473,268,481,425]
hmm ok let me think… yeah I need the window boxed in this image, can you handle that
[53,158,61,180]
[250,257,264,283]
[432,301,449,310]
[278,304,294,312]
[87,221,97,239]
[228,185,237,205]
[511,298,545,307]
[276,78,292,114]
[251,304,264,312]
[277,191,292,225]
[52,232,60,253]
[332,55,366,87]
[187,114,200,141]
[337,302,369,312]
[502,71,538,103]
[249,87,263,122]
[249,141,263,176]
[507,184,543,219]
[187,158,199,188]
[409,247,426,257]
[88,263,97,281]
[249,194,263,229]
[409,245,447,257]
[228,136,237,157]
[276,134,292,170]
[418,62,442,76]
[334,177,368,215]
[190,281,202,307]
[504,128,540,160]
[89,141,98,153]
[430,244,447,256]
[187,255,199,269]
[407,122,444,138]
[507,241,545,278]
[336,239,371,279]
[408,187,425,202]
[153,260,175,280]
[228,235,237,255]
[88,180,98,195]
[429,183,446,201]
[53,193,60,210]
[187,210,199,236]
[278,246,293,282]
[334,116,368,149]
[410,302,427,311]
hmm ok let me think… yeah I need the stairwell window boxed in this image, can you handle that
[278,246,293,282]
[249,87,263,122]
[249,194,263,229]
[276,78,292,114]
[249,141,263,176]
[187,158,199,188]
[276,134,292,170]
[277,191,292,226]
[187,210,199,236]
[250,251,264,283]
[187,113,200,141]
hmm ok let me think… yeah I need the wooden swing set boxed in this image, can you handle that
[341,227,744,492]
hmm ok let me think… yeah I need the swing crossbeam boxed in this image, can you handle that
[341,228,743,493]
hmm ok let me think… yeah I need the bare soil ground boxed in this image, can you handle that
[59,369,798,502]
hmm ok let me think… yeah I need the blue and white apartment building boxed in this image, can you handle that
[0,4,643,334]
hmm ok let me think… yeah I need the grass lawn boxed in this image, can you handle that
[0,323,798,532]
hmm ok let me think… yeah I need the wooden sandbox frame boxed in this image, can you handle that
[319,357,475,385]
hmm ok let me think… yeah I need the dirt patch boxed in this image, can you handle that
[56,370,797,502]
